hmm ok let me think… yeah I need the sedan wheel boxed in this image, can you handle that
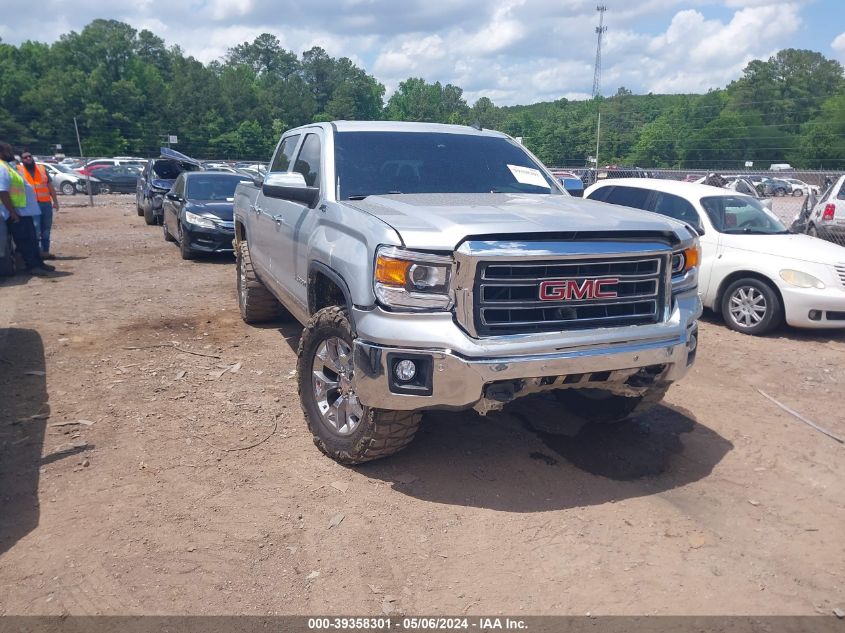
[60,181,76,195]
[721,278,782,335]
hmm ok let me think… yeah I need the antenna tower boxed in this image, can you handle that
[591,5,607,98]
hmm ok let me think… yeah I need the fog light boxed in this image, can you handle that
[809,310,822,321]
[394,359,417,382]
[688,333,698,353]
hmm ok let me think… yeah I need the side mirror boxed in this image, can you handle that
[262,172,320,208]
[252,176,264,187]
[165,192,182,201]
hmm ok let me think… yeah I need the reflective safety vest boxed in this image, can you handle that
[1,160,26,208]
[17,163,51,202]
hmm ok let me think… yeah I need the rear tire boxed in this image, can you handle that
[236,240,284,323]
[0,237,16,277]
[297,306,422,464]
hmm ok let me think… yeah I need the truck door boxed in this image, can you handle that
[252,134,301,279]
[269,131,324,309]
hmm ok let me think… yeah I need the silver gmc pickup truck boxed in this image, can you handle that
[233,121,702,464]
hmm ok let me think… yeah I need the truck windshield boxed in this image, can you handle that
[334,131,560,199]
[700,195,788,234]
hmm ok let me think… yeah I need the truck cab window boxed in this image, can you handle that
[270,135,300,173]
[294,134,321,188]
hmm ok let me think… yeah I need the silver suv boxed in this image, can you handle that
[234,121,702,464]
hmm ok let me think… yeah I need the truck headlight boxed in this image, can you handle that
[184,211,215,228]
[374,246,452,311]
[779,269,825,289]
[671,244,700,293]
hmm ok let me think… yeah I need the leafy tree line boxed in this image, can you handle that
[0,19,843,168]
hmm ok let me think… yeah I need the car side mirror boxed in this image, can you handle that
[252,175,264,187]
[262,172,320,208]
[165,192,182,201]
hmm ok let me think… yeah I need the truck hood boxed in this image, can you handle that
[723,232,845,266]
[345,193,690,250]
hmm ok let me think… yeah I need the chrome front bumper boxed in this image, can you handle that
[352,291,701,412]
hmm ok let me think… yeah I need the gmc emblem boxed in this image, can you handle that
[538,278,619,301]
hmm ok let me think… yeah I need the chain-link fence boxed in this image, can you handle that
[558,167,845,247]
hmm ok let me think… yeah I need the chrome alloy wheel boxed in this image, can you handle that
[311,337,364,436]
[729,286,767,329]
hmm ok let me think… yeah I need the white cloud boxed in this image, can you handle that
[832,31,845,64]
[0,0,815,105]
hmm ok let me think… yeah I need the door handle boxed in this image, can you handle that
[273,214,287,226]
[250,203,261,214]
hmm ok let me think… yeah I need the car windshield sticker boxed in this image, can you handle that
[507,165,549,189]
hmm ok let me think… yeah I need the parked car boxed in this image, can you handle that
[585,178,845,334]
[694,174,774,210]
[162,172,249,259]
[41,163,83,195]
[136,148,203,225]
[782,177,819,197]
[233,121,701,463]
[550,170,584,197]
[78,158,145,176]
[752,177,792,197]
[86,165,142,194]
[794,175,845,243]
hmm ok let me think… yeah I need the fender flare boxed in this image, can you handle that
[308,261,354,314]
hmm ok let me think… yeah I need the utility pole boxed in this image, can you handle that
[74,116,94,207]
[592,6,607,172]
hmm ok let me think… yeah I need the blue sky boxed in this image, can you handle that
[0,0,842,105]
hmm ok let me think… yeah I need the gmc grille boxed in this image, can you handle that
[474,256,666,335]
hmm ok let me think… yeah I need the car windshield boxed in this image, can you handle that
[700,195,787,234]
[153,160,201,179]
[53,164,76,174]
[334,131,560,199]
[187,175,250,200]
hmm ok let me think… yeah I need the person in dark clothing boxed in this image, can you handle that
[0,141,54,276]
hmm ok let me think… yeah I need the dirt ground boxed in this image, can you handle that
[1,195,844,616]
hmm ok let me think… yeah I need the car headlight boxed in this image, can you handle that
[184,211,216,229]
[779,269,825,289]
[671,244,700,293]
[374,246,452,311]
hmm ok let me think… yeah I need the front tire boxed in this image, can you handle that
[236,240,284,323]
[297,306,422,464]
[143,200,157,226]
[721,277,782,335]
[61,181,76,196]
[98,184,111,194]
[163,220,176,242]
[178,225,195,260]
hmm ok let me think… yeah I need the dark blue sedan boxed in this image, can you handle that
[161,172,252,260]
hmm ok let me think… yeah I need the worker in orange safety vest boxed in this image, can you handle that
[18,150,59,259]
